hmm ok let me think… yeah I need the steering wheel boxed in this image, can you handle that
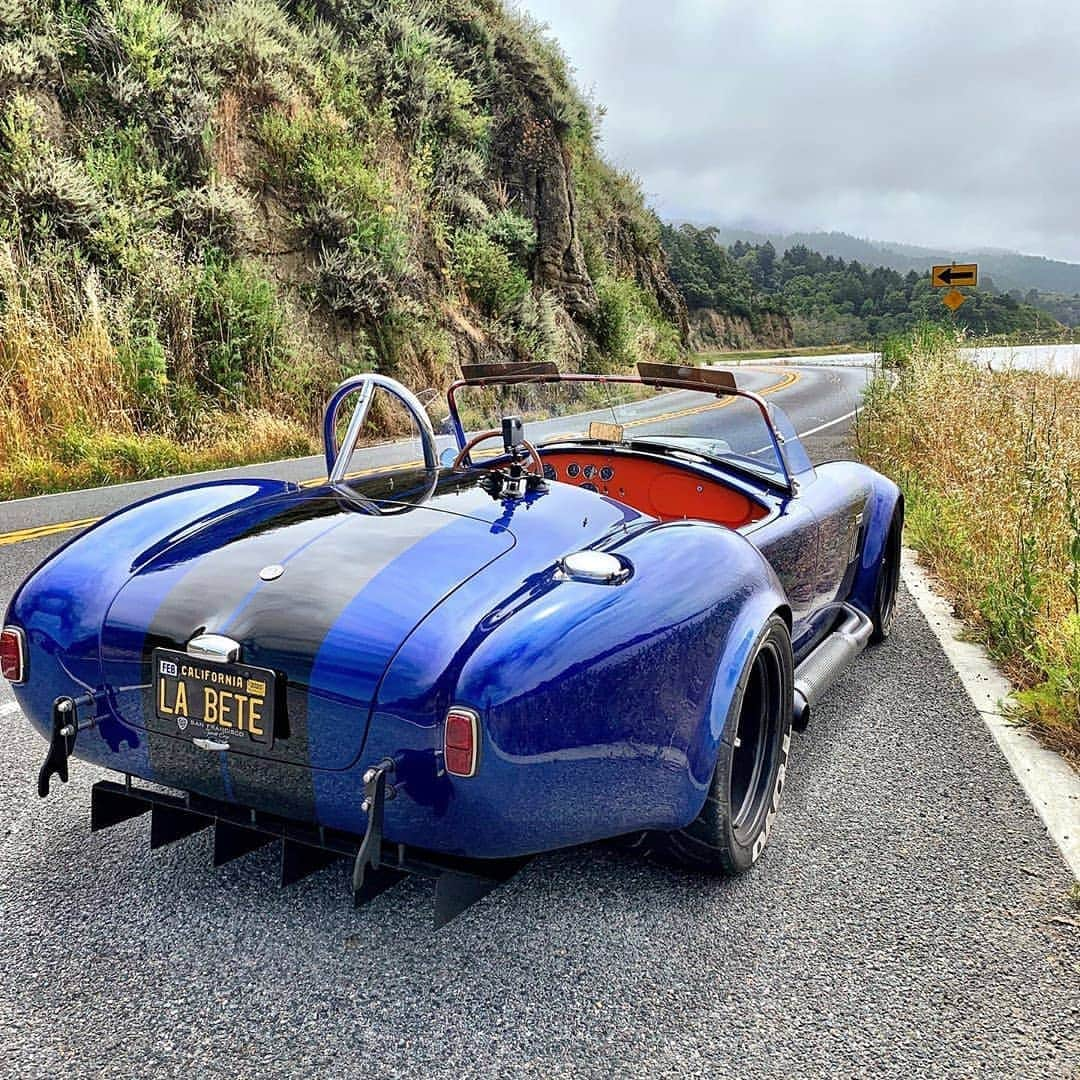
[451,429,543,474]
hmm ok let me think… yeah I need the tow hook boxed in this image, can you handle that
[351,758,398,896]
[38,692,98,798]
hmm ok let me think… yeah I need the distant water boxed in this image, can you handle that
[775,344,1080,377]
[963,343,1080,377]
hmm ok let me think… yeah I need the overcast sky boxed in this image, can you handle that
[518,1,1080,262]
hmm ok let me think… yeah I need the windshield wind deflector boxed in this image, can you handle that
[637,362,737,392]
[446,364,799,493]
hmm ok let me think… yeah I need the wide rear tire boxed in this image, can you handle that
[651,614,794,875]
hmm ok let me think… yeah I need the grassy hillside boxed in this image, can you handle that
[0,0,686,497]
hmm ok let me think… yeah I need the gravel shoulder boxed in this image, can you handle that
[0,590,1076,1080]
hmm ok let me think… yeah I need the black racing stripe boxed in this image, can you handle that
[139,494,459,821]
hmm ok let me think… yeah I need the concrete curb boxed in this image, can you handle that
[901,548,1080,880]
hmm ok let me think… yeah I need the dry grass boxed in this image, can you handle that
[858,325,1080,758]
[0,253,135,461]
[0,248,315,499]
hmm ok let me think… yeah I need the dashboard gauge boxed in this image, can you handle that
[599,465,614,482]
[582,464,596,479]
[543,464,557,481]
[580,482,598,492]
[566,463,580,478]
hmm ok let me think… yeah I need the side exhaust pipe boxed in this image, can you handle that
[792,604,874,732]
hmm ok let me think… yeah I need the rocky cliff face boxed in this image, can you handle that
[494,111,598,320]
[488,41,688,364]
[688,310,794,352]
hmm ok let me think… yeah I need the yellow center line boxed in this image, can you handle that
[0,516,102,548]
[0,369,801,548]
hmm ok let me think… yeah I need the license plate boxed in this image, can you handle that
[153,648,276,748]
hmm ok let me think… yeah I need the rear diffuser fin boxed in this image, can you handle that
[213,821,275,867]
[86,778,526,926]
[91,781,151,832]
[150,802,211,849]
[280,839,342,888]
[434,872,504,928]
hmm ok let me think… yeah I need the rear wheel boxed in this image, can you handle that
[871,506,903,642]
[651,614,794,875]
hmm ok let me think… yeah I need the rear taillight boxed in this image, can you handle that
[1,626,26,683]
[444,706,479,777]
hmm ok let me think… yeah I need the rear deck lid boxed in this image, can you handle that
[100,487,514,771]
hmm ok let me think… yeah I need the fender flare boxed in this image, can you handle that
[848,473,903,618]
[684,585,793,825]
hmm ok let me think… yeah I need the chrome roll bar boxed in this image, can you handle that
[323,374,438,482]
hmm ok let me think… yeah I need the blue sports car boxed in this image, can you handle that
[2,361,901,924]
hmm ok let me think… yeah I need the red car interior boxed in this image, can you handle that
[539,450,768,529]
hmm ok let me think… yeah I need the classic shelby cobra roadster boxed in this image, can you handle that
[2,361,901,924]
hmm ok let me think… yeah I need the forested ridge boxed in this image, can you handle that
[662,224,1062,346]
[710,225,1080,298]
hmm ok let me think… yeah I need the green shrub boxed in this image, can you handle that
[880,322,956,370]
[194,251,288,400]
[591,275,634,369]
[174,182,254,254]
[117,319,168,416]
[90,0,180,92]
[198,0,331,100]
[83,124,171,202]
[315,242,394,321]
[590,274,683,371]
[483,208,536,266]
[429,139,489,224]
[451,226,529,318]
[376,4,490,143]
[0,93,102,243]
[513,289,566,365]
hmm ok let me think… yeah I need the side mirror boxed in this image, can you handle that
[439,447,458,469]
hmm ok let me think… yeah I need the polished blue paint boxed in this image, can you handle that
[6,384,899,862]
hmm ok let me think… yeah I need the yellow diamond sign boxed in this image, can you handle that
[942,288,966,312]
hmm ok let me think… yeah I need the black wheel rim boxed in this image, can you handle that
[729,641,783,845]
[879,521,901,628]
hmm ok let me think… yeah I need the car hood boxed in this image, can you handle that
[100,484,517,770]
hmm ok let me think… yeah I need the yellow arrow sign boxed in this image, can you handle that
[932,263,978,288]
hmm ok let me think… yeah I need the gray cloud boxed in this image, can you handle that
[518,0,1080,260]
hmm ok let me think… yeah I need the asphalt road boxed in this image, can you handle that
[0,362,1077,1079]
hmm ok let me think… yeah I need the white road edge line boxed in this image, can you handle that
[0,701,19,718]
[748,407,862,457]
[798,408,859,439]
[901,548,1080,880]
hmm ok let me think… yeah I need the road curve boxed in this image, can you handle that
[0,361,1076,1079]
